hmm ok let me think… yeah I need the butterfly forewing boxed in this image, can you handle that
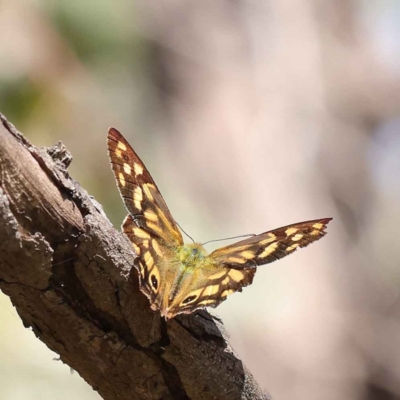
[107,128,183,246]
[210,218,332,269]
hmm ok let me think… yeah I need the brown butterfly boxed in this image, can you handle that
[107,128,332,319]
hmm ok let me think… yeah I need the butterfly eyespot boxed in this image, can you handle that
[182,295,197,305]
[151,275,158,290]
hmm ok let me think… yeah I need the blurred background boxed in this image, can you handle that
[1,0,400,399]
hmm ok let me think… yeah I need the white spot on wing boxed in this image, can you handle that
[117,141,127,151]
[134,163,144,176]
[292,233,303,241]
[285,227,298,236]
[123,163,132,175]
[118,173,126,187]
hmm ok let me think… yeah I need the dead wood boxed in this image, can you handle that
[0,114,269,400]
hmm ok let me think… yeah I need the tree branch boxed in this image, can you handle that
[0,114,269,400]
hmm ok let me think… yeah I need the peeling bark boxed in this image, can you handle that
[0,114,269,400]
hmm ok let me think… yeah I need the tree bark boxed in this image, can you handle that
[0,114,269,400]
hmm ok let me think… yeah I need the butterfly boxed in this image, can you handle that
[107,128,332,319]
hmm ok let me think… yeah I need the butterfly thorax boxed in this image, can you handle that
[176,243,210,270]
[167,243,212,296]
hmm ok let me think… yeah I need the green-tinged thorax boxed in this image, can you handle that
[175,243,212,270]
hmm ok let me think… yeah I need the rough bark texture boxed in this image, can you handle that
[0,114,269,400]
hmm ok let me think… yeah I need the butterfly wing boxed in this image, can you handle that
[165,218,332,317]
[201,218,332,303]
[122,214,174,309]
[107,128,183,246]
[107,128,183,306]
[164,261,257,317]
[210,218,332,267]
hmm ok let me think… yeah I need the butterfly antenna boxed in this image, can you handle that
[177,222,195,243]
[202,234,255,246]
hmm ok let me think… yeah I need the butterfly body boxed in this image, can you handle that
[176,243,208,268]
[140,241,232,319]
[107,128,332,319]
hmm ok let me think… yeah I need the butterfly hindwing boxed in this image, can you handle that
[122,214,168,307]
[165,264,257,315]
[107,128,183,246]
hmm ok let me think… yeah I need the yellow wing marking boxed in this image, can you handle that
[118,173,126,187]
[152,239,163,257]
[205,285,221,297]
[285,227,298,236]
[240,250,254,259]
[228,269,245,282]
[259,242,279,258]
[133,227,151,240]
[133,186,143,210]
[143,183,154,201]
[134,163,144,176]
[313,223,324,229]
[144,210,159,222]
[208,271,227,280]
[141,193,181,242]
[260,233,276,244]
[226,256,247,264]
[117,141,127,151]
[123,163,132,175]
[144,251,155,269]
[197,299,216,306]
[292,233,304,241]
[146,221,165,237]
